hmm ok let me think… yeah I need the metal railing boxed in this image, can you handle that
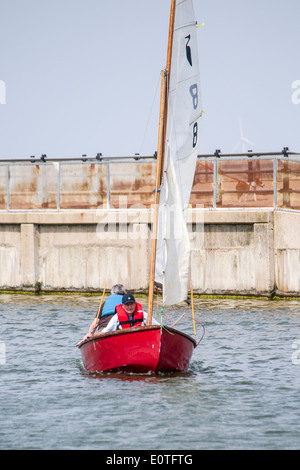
[0,150,299,211]
[192,150,300,210]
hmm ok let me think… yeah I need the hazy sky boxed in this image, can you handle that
[0,0,299,159]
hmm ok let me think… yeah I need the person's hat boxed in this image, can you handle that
[122,293,136,304]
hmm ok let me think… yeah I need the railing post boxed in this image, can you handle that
[282,159,290,208]
[273,159,277,209]
[213,158,217,208]
[57,162,61,210]
[6,165,10,211]
[106,162,110,209]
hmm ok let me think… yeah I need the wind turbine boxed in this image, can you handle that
[233,118,255,153]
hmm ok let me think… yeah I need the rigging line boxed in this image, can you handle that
[191,289,197,335]
[139,73,161,155]
[161,322,175,336]
[159,305,173,327]
[170,305,203,326]
[171,313,186,328]
[164,306,174,326]
[158,306,175,335]
[165,305,205,344]
[171,306,205,345]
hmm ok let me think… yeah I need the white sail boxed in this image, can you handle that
[155,0,201,305]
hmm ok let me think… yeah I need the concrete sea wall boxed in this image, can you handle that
[0,208,299,297]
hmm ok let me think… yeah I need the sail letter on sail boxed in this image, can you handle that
[155,0,201,306]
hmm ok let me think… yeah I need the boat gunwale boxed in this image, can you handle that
[77,324,197,349]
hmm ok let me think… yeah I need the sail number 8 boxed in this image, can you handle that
[190,84,198,110]
[190,84,199,148]
[192,122,198,148]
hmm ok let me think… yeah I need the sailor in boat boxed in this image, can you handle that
[82,284,126,341]
[100,293,159,333]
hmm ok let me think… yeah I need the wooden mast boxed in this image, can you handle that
[147,0,176,324]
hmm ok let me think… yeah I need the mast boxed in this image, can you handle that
[147,0,176,324]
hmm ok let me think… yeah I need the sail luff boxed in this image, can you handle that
[155,0,202,306]
[147,70,168,325]
[147,0,176,324]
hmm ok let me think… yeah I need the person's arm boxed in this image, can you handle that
[82,303,105,341]
[101,314,119,333]
[82,317,100,341]
[142,311,160,325]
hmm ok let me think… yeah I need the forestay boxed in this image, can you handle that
[155,0,201,305]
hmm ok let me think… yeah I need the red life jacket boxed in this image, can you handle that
[116,303,144,329]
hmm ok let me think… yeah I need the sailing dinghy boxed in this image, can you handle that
[78,0,202,373]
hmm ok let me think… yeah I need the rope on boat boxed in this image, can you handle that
[191,289,196,336]
[156,303,205,347]
[158,307,174,336]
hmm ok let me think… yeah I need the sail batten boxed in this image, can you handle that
[174,21,197,31]
[154,0,201,306]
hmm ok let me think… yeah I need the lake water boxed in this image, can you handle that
[0,293,300,450]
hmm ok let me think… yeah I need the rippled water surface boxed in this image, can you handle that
[1,293,300,450]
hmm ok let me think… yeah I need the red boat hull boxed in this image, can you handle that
[78,325,196,374]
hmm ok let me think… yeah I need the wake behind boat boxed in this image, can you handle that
[77,0,203,374]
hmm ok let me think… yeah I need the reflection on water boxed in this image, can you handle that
[79,366,195,384]
[0,293,300,449]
